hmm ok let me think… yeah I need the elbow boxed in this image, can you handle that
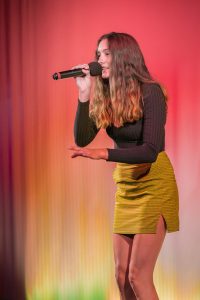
[149,153,158,163]
[74,137,87,147]
[74,134,93,147]
[74,129,89,147]
[145,144,159,163]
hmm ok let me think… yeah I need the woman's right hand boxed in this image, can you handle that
[72,64,91,102]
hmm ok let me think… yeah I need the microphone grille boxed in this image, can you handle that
[89,62,102,76]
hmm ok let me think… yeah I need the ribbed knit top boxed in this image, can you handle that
[74,83,166,164]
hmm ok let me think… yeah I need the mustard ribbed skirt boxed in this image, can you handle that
[113,152,179,234]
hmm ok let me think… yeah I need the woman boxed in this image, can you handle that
[69,32,179,300]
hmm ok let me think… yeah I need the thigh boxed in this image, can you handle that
[129,215,166,274]
[113,233,134,271]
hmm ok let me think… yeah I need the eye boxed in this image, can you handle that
[96,52,101,59]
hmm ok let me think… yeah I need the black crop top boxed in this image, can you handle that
[74,83,166,164]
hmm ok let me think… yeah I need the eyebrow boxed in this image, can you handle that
[96,48,110,54]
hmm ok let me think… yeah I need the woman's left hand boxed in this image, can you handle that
[68,146,108,160]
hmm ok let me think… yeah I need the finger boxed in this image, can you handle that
[71,151,84,158]
[68,145,81,150]
[71,153,79,158]
[81,68,90,76]
[71,64,89,70]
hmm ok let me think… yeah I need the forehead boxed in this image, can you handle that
[97,38,109,51]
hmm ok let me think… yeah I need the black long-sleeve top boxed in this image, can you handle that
[74,83,166,164]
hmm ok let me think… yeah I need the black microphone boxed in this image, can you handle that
[52,61,102,80]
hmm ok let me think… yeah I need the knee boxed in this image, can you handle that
[129,266,151,291]
[115,264,126,292]
[128,266,139,290]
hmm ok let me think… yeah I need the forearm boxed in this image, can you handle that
[107,143,159,164]
[74,100,99,146]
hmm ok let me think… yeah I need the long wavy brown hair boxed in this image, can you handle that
[89,32,166,129]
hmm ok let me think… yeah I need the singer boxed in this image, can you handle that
[69,32,179,300]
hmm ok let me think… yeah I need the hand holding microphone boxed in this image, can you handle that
[52,61,102,102]
[52,61,102,80]
[72,64,92,101]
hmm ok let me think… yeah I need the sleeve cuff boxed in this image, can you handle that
[78,99,90,105]
[106,148,113,162]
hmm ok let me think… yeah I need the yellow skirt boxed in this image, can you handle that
[113,151,179,234]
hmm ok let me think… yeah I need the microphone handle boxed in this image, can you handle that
[53,69,84,80]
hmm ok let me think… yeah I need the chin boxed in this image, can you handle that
[102,72,109,79]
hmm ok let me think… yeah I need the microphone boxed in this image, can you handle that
[52,61,102,80]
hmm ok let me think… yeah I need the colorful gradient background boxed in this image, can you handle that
[1,0,200,299]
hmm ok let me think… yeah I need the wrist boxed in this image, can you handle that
[101,149,108,160]
[79,91,90,102]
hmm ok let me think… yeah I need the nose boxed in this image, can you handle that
[98,54,104,65]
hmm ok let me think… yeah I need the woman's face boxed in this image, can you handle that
[97,39,112,79]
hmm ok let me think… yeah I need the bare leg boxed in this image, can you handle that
[128,215,166,300]
[113,233,136,300]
